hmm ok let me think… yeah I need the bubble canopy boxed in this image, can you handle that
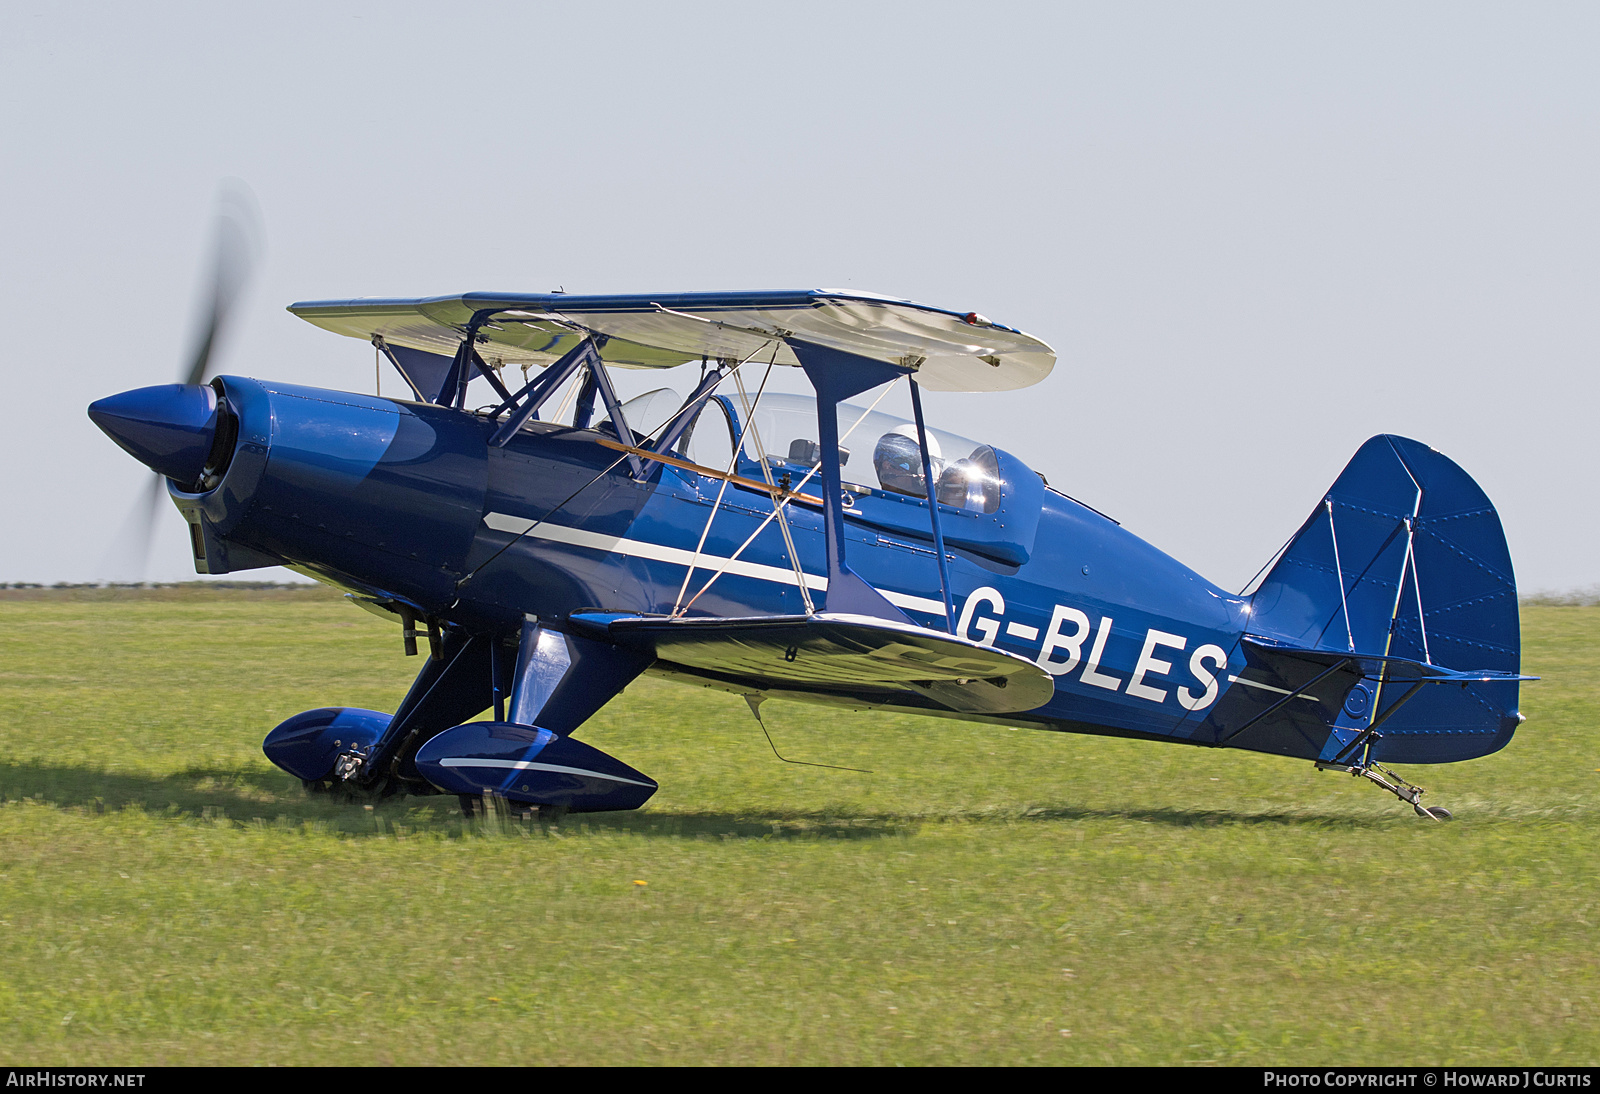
[682,392,1013,515]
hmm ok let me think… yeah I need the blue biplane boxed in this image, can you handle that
[89,285,1530,819]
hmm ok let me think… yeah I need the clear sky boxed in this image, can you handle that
[3,2,1597,593]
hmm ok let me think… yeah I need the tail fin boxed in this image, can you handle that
[1242,435,1523,763]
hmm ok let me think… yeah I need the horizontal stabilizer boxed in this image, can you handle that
[571,611,1055,715]
[1242,635,1536,684]
[1196,636,1531,765]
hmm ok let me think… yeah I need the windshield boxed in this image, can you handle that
[598,387,683,444]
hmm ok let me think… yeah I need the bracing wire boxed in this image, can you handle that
[455,346,768,597]
[670,341,779,615]
[1326,499,1355,652]
[1237,526,1299,597]
[1407,521,1432,665]
[1372,475,1425,713]
[732,357,815,615]
[679,377,903,616]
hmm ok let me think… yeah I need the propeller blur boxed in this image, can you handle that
[97,183,260,581]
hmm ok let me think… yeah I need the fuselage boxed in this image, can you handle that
[171,376,1252,750]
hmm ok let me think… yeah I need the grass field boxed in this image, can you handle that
[0,586,1594,1065]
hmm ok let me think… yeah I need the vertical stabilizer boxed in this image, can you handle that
[1241,436,1522,763]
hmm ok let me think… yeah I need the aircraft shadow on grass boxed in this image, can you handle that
[0,760,1391,837]
[1015,804,1385,829]
[0,761,901,839]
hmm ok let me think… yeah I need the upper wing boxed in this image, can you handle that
[288,289,1055,393]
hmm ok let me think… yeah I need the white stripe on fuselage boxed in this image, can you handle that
[482,512,948,615]
[438,756,655,788]
[1227,674,1319,702]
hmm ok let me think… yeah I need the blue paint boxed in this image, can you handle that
[262,707,392,781]
[88,384,220,487]
[415,722,658,812]
[379,343,456,403]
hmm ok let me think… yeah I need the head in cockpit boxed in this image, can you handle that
[873,424,941,498]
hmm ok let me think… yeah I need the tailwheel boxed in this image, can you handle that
[1316,758,1452,819]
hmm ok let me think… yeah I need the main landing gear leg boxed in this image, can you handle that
[1315,758,1452,820]
[356,627,497,793]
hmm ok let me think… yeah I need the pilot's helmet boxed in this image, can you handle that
[874,425,939,497]
[895,423,940,459]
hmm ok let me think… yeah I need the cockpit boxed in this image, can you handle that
[599,388,1043,565]
[606,390,1004,513]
